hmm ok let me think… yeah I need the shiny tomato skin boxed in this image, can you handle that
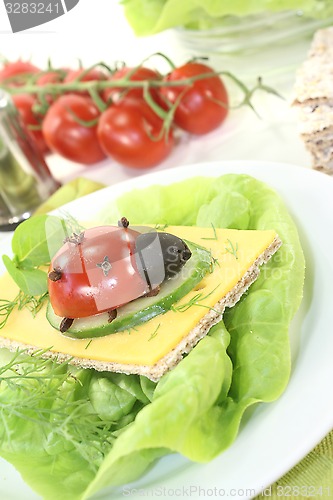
[37,70,67,86]
[0,60,40,84]
[36,70,70,105]
[42,94,106,164]
[64,68,107,96]
[103,67,163,104]
[161,62,228,135]
[97,98,174,169]
[65,68,106,83]
[49,226,149,318]
[12,94,49,155]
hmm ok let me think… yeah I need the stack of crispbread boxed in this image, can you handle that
[293,27,333,174]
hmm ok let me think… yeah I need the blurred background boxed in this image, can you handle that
[0,0,329,185]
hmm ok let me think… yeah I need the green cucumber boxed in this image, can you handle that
[46,242,211,339]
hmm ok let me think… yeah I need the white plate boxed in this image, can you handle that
[0,161,332,500]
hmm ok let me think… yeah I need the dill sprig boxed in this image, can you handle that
[148,324,161,341]
[171,285,221,314]
[154,223,169,231]
[85,339,93,350]
[0,291,48,329]
[59,210,86,236]
[225,239,239,260]
[209,255,220,274]
[201,223,218,241]
[0,299,16,329]
[0,349,116,469]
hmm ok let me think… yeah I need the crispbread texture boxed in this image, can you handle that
[0,236,282,381]
[293,27,333,174]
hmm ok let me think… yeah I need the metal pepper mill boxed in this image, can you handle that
[0,90,60,231]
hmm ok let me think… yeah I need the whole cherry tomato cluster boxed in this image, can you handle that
[0,58,230,169]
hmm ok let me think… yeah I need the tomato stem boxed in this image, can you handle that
[65,106,99,127]
[143,83,168,120]
[88,87,108,113]
[0,61,282,127]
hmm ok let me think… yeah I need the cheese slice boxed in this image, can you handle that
[0,226,281,380]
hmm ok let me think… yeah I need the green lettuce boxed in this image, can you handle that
[0,174,305,499]
[122,0,333,35]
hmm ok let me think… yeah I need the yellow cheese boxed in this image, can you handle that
[0,226,278,366]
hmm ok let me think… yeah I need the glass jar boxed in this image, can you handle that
[0,90,60,231]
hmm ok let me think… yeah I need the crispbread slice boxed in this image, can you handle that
[0,227,282,381]
[296,103,333,135]
[292,26,333,174]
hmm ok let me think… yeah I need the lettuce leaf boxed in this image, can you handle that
[0,174,305,499]
[123,0,333,35]
[83,174,304,497]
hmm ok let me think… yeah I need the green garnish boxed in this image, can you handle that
[209,254,220,273]
[0,349,116,470]
[171,284,220,313]
[154,223,169,231]
[2,215,66,296]
[148,324,161,341]
[225,239,239,260]
[85,339,93,350]
[201,222,218,241]
[59,210,86,236]
[0,291,48,329]
[1,213,85,324]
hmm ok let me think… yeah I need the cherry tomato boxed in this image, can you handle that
[103,66,162,103]
[48,225,148,318]
[97,98,174,169]
[36,69,68,86]
[64,68,107,96]
[36,70,69,105]
[12,94,49,155]
[0,60,40,85]
[48,224,191,319]
[160,62,228,135]
[42,94,106,165]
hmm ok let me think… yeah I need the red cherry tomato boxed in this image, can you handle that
[0,60,40,84]
[97,98,174,169]
[12,94,49,155]
[64,68,107,96]
[160,62,228,135]
[103,66,162,104]
[36,70,68,86]
[42,94,106,165]
[48,226,149,318]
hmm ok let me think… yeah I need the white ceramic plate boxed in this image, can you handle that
[0,161,332,500]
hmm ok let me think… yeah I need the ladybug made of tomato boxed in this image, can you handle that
[48,218,191,332]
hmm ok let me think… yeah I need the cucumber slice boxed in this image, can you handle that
[46,242,211,339]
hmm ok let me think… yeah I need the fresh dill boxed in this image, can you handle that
[154,223,169,231]
[59,210,86,237]
[209,254,220,273]
[0,291,48,329]
[126,325,139,335]
[85,339,93,350]
[148,324,161,341]
[171,285,221,314]
[0,349,116,468]
[225,239,239,260]
[201,223,218,241]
